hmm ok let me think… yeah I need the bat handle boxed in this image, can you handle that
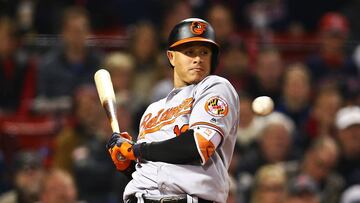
[103,99,120,134]
[111,119,120,133]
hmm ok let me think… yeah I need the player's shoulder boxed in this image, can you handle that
[196,75,237,92]
[202,75,229,84]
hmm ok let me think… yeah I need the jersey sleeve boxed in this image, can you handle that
[189,76,239,147]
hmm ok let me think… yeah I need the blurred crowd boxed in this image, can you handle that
[0,0,359,203]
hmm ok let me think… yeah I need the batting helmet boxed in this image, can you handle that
[168,18,219,73]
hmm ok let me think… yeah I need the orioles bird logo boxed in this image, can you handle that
[190,21,207,35]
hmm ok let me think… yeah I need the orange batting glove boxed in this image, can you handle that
[106,132,136,171]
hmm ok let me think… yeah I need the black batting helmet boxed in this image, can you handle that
[168,18,219,73]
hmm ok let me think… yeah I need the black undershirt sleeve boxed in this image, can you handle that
[133,129,201,164]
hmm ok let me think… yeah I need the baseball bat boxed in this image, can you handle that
[94,69,120,133]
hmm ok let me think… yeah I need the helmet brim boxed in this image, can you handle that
[169,37,219,49]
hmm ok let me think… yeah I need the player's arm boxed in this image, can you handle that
[107,128,221,165]
[135,127,221,164]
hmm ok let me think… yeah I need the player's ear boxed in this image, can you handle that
[167,50,175,67]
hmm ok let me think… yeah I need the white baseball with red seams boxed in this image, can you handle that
[252,96,274,116]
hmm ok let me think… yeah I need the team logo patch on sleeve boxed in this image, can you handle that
[205,96,228,117]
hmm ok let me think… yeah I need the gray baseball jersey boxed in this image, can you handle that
[124,75,240,202]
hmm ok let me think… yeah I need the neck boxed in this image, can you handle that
[173,73,186,88]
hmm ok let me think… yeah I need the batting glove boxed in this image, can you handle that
[106,132,136,171]
[107,132,136,158]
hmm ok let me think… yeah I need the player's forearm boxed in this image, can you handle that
[134,129,201,164]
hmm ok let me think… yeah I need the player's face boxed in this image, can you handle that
[168,42,212,88]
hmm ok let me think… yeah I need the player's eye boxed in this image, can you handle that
[200,50,209,55]
[184,49,194,55]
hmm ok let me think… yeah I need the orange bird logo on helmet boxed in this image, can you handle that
[190,21,207,35]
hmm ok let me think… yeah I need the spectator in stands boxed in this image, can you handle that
[246,47,284,103]
[0,151,45,203]
[236,112,296,202]
[148,53,173,103]
[129,21,161,105]
[0,16,36,116]
[306,12,358,95]
[303,86,343,148]
[207,3,237,49]
[103,52,134,103]
[207,3,250,89]
[103,51,139,124]
[159,0,192,48]
[39,168,79,203]
[335,106,360,188]
[53,85,102,174]
[236,93,265,154]
[53,85,125,203]
[276,63,312,151]
[216,39,250,92]
[34,6,102,114]
[276,62,312,129]
[249,164,287,203]
[286,174,321,203]
[284,136,344,203]
[245,0,289,34]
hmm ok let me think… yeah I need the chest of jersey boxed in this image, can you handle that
[138,87,195,141]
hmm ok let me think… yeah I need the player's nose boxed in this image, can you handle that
[193,55,202,64]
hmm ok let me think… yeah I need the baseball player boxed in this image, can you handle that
[107,18,240,203]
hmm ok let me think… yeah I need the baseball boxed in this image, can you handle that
[252,96,274,116]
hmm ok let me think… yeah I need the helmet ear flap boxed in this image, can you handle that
[167,18,219,72]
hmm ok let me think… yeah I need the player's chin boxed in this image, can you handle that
[187,72,207,84]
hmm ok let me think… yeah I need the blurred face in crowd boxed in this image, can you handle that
[222,45,248,74]
[303,141,338,182]
[62,15,90,51]
[283,65,311,110]
[208,4,234,44]
[321,32,346,53]
[41,170,77,203]
[104,53,135,93]
[260,124,291,163]
[75,87,102,131]
[313,90,342,129]
[256,50,283,90]
[239,97,254,127]
[162,1,191,41]
[286,193,320,203]
[255,180,286,203]
[132,23,158,62]
[168,42,212,88]
[111,68,133,92]
[0,18,16,56]
[252,165,287,203]
[15,166,45,202]
[337,124,360,159]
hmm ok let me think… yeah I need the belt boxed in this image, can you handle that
[128,195,213,203]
